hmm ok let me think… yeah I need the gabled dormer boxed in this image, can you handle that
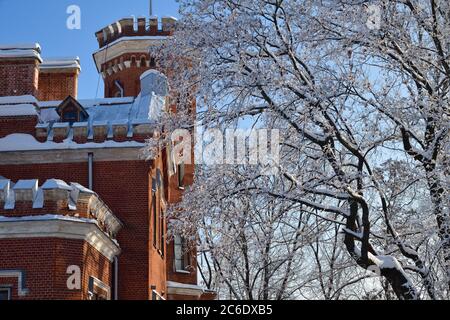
[57,96,89,124]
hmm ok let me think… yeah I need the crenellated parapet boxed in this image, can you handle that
[95,16,177,48]
[35,119,159,144]
[0,178,122,237]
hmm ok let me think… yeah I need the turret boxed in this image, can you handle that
[92,16,177,98]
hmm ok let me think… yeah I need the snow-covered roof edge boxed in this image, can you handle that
[0,43,42,63]
[40,57,81,71]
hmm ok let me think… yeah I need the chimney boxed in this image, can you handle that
[0,43,42,97]
[38,57,81,101]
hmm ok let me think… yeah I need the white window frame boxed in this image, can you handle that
[174,235,190,272]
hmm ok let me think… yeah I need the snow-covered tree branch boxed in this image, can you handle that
[149,0,450,300]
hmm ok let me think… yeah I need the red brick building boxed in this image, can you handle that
[0,16,214,301]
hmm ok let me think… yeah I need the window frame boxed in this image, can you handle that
[174,235,190,272]
[0,287,11,301]
[160,209,165,257]
[152,185,158,249]
[87,276,111,301]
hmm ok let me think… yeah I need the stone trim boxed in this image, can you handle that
[0,147,144,165]
[166,281,204,298]
[0,218,121,261]
[0,270,29,296]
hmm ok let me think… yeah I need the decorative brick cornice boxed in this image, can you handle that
[0,217,121,261]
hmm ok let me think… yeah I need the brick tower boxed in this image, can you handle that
[93,16,177,98]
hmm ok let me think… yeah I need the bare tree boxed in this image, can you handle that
[150,0,449,300]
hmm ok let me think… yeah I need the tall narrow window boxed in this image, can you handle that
[160,209,165,257]
[140,56,146,68]
[174,235,190,272]
[178,163,185,188]
[153,193,157,247]
[150,57,156,68]
[0,288,11,301]
[152,179,158,248]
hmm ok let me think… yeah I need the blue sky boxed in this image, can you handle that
[0,0,180,99]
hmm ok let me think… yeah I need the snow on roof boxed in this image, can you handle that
[140,70,169,97]
[93,120,109,126]
[36,123,50,129]
[52,122,70,128]
[0,214,97,224]
[71,182,95,194]
[0,95,38,105]
[0,179,10,190]
[0,104,37,117]
[111,119,128,126]
[0,43,42,62]
[162,16,178,21]
[13,179,38,190]
[0,43,41,51]
[72,122,88,128]
[39,108,59,123]
[41,179,72,191]
[0,133,144,152]
[167,281,205,291]
[37,93,163,131]
[38,97,135,108]
[40,57,81,71]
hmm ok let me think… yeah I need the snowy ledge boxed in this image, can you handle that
[0,104,37,117]
[0,95,38,105]
[0,134,145,152]
[0,214,97,224]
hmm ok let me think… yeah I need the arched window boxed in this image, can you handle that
[131,55,136,67]
[140,55,147,68]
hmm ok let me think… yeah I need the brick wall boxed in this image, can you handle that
[0,159,153,300]
[38,71,78,101]
[0,60,39,97]
[148,156,168,299]
[0,238,111,300]
[0,116,38,138]
[104,64,151,98]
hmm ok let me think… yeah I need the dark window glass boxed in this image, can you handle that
[178,163,185,188]
[0,289,11,301]
[152,179,158,248]
[160,210,165,256]
[63,111,78,123]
